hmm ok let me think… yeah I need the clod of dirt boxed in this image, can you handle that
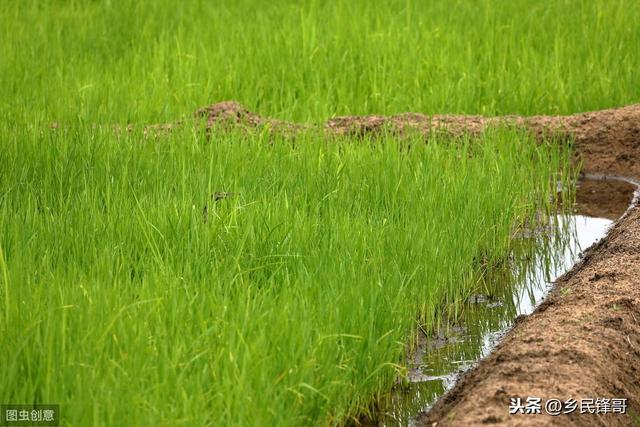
[194,101,267,127]
[192,101,306,136]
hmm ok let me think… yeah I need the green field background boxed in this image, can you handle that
[1,0,639,123]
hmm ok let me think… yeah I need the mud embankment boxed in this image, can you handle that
[165,102,640,426]
[187,102,640,180]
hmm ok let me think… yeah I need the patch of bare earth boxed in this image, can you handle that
[162,102,640,425]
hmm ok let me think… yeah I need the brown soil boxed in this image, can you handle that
[166,102,640,426]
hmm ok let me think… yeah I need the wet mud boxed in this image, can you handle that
[572,177,637,221]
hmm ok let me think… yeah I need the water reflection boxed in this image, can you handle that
[370,178,635,427]
[513,215,611,316]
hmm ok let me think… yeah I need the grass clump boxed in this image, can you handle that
[0,124,570,425]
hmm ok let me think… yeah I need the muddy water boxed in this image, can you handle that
[369,178,636,426]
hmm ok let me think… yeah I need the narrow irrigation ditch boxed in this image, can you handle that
[367,177,638,426]
[418,194,640,426]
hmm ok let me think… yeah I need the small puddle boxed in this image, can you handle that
[368,177,637,426]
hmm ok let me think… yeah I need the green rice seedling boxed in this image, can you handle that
[0,123,570,425]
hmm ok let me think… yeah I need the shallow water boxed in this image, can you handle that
[369,179,636,427]
[513,214,611,316]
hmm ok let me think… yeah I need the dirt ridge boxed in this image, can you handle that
[188,101,640,179]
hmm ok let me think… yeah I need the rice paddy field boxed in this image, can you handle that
[1,1,639,426]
